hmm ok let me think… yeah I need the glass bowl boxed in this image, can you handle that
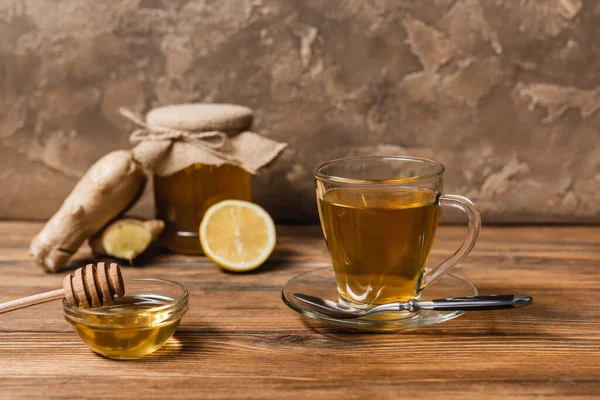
[63,279,188,359]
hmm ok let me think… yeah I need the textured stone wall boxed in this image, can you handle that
[1,0,599,223]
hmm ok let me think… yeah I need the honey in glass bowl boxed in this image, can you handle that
[63,279,188,360]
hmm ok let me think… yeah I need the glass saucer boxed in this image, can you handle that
[282,267,478,332]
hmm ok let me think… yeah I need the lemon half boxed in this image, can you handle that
[199,200,276,272]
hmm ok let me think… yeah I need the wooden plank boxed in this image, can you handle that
[0,222,599,399]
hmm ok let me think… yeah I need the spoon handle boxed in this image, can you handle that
[417,295,532,311]
[0,289,65,315]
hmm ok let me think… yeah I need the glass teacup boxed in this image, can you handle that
[315,156,480,309]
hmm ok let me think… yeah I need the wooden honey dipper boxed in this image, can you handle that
[0,262,124,314]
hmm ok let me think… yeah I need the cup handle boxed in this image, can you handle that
[419,194,481,291]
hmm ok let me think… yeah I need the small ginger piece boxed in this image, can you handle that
[89,218,164,262]
[30,150,147,273]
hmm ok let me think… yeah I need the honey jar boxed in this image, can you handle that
[123,104,286,254]
[154,164,252,253]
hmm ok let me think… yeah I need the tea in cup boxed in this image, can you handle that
[315,156,480,308]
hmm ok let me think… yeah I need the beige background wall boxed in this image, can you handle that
[1,0,599,223]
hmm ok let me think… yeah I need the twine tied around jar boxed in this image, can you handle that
[120,108,228,151]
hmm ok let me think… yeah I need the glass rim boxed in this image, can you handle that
[313,155,446,184]
[63,278,189,318]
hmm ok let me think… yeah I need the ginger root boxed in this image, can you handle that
[89,218,164,262]
[30,150,147,272]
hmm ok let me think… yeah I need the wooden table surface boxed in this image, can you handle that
[0,222,599,399]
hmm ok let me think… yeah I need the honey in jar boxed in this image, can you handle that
[154,163,252,253]
[126,103,286,254]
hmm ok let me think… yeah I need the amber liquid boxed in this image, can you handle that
[318,186,440,306]
[71,295,180,359]
[154,163,252,254]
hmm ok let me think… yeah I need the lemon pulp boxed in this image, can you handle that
[199,200,276,272]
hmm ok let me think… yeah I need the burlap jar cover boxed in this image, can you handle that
[120,104,287,176]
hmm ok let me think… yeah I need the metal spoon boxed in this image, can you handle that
[293,293,532,320]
